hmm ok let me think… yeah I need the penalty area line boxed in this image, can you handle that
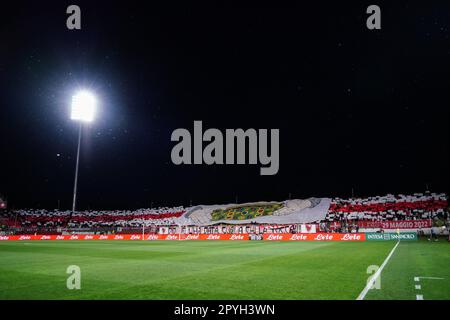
[356,240,400,300]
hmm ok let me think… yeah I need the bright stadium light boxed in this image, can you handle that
[70,90,97,212]
[71,91,97,122]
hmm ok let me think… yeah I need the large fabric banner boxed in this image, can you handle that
[380,220,431,229]
[358,219,431,229]
[185,198,331,226]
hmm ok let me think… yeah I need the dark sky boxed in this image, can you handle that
[0,1,449,210]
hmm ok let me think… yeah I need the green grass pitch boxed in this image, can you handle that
[0,239,448,299]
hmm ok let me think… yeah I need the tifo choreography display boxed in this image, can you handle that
[0,192,448,240]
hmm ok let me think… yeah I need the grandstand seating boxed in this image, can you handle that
[325,193,447,222]
[0,207,186,229]
[0,192,447,234]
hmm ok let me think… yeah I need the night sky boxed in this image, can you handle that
[1,1,449,210]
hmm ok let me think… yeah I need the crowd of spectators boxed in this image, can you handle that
[0,207,187,230]
[0,192,448,234]
[320,192,448,232]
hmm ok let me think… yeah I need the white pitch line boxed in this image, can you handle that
[356,241,400,300]
[416,294,424,300]
[416,277,444,280]
[415,285,421,290]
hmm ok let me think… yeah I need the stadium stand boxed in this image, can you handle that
[0,192,448,235]
[325,193,447,221]
[0,207,186,230]
[318,192,448,232]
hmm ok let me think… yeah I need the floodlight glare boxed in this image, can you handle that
[70,90,98,212]
[71,91,97,122]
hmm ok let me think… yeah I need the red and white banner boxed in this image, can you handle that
[145,234,249,240]
[0,234,250,241]
[263,233,366,241]
[380,219,432,229]
[357,219,431,229]
[0,233,366,241]
[0,234,145,241]
[358,219,431,229]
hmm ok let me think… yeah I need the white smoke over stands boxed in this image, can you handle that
[71,91,96,122]
[171,121,280,175]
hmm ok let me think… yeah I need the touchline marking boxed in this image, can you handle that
[356,241,400,300]
[416,294,424,300]
[415,285,421,290]
[416,277,444,280]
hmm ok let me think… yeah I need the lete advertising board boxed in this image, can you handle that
[0,233,368,241]
[0,234,250,241]
[263,233,366,241]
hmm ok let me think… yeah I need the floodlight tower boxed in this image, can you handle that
[70,91,97,212]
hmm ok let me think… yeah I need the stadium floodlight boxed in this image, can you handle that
[71,91,97,122]
[70,90,97,212]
